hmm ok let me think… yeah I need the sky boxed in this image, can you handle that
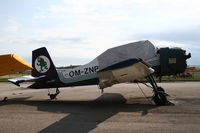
[0,0,200,66]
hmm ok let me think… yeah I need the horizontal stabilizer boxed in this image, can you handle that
[8,75,46,86]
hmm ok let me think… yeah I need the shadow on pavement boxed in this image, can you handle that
[0,93,157,133]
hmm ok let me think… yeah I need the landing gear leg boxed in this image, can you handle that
[101,88,104,93]
[147,75,169,106]
[48,88,60,100]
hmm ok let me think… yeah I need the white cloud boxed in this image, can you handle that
[1,0,200,65]
[5,26,19,32]
[4,19,20,33]
[153,40,187,49]
[44,0,200,33]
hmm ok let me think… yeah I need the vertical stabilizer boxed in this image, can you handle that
[32,47,58,79]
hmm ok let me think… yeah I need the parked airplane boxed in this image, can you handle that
[9,40,191,106]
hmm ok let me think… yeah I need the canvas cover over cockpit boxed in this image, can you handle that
[96,40,157,70]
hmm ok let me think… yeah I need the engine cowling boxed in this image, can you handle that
[153,47,191,76]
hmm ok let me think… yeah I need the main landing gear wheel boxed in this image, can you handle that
[147,75,170,106]
[153,91,167,106]
[48,88,60,100]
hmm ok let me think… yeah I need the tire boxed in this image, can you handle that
[153,92,168,106]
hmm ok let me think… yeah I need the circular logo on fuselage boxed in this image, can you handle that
[35,56,50,73]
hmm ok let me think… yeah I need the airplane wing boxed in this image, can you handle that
[0,54,32,76]
[97,59,154,89]
[8,75,46,86]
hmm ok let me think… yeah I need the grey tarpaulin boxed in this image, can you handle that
[97,40,157,70]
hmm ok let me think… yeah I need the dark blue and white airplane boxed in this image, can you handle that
[9,40,191,105]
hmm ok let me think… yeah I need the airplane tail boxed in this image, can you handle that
[31,47,58,79]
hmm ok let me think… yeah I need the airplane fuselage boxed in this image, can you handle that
[55,57,159,87]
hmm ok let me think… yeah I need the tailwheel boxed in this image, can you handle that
[48,88,60,100]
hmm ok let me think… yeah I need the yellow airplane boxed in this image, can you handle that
[0,54,32,76]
